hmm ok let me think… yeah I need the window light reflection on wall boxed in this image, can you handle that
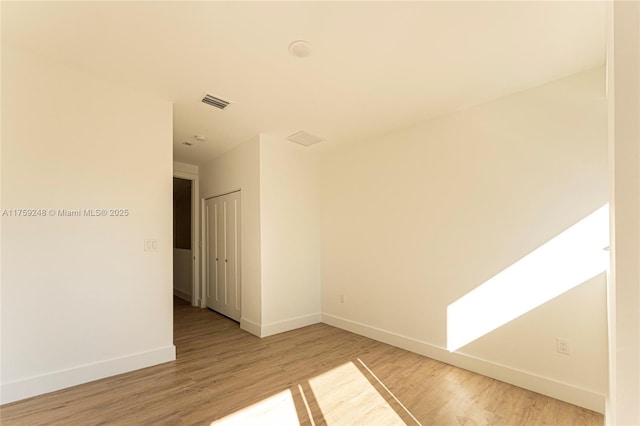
[447,204,610,352]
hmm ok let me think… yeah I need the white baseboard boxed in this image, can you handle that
[261,313,322,338]
[240,313,320,338]
[173,288,191,303]
[1,345,176,405]
[321,313,605,414]
[240,318,262,337]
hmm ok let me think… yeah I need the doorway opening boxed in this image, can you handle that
[173,177,192,303]
[172,168,201,308]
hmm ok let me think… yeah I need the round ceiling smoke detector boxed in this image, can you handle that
[288,40,312,58]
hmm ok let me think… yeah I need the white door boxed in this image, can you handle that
[205,191,241,321]
[205,198,223,313]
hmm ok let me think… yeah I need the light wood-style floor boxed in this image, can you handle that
[1,298,603,425]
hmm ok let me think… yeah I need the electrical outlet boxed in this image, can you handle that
[557,338,570,355]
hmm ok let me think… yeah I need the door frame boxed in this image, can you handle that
[173,163,200,307]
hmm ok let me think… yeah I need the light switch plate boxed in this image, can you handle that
[144,239,158,252]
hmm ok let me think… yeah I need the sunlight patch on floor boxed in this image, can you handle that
[308,361,406,425]
[210,389,300,426]
[357,358,423,425]
[209,360,418,425]
[447,204,609,351]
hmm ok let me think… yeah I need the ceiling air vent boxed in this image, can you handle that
[201,93,230,110]
[287,130,325,147]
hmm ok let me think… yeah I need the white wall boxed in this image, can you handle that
[200,136,262,335]
[1,47,175,403]
[200,135,322,337]
[607,1,640,424]
[320,67,608,412]
[259,135,321,336]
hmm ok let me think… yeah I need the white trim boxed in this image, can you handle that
[240,314,322,338]
[240,318,262,337]
[173,161,198,175]
[1,346,176,404]
[173,165,200,308]
[321,313,605,414]
[200,198,207,308]
[261,313,321,338]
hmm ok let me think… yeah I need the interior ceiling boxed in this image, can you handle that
[1,1,606,166]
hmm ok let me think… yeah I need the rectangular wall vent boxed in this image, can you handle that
[287,130,325,146]
[201,94,230,110]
